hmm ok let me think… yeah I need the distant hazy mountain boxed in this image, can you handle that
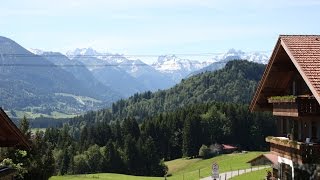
[209,49,269,64]
[67,48,175,96]
[189,49,269,76]
[101,55,175,91]
[0,37,119,118]
[38,51,119,100]
[67,48,269,89]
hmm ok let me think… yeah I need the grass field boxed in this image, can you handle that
[50,151,264,180]
[230,168,271,180]
[6,109,77,119]
[50,173,163,180]
[30,128,46,134]
[166,151,264,180]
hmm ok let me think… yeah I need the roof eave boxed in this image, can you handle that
[249,37,282,112]
[0,108,31,150]
[280,40,320,106]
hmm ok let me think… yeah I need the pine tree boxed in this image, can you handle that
[122,117,140,140]
[19,115,31,139]
[123,135,139,174]
[182,116,192,157]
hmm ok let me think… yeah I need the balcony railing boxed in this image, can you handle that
[268,95,320,117]
[266,136,320,164]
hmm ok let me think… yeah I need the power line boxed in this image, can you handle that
[0,51,271,67]
[0,62,213,67]
[0,50,272,58]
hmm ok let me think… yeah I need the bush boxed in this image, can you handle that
[199,145,211,159]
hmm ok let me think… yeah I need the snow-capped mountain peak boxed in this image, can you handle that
[28,48,45,55]
[153,55,204,73]
[66,48,103,59]
[210,48,270,64]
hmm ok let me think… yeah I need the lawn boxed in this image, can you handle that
[50,173,162,180]
[230,168,271,180]
[165,151,264,180]
[50,151,265,180]
[30,128,46,134]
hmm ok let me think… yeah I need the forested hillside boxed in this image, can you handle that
[72,60,265,125]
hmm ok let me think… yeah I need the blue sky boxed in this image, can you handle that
[1,0,320,59]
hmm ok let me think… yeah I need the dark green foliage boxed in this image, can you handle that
[0,117,55,180]
[123,135,138,173]
[19,116,31,139]
[122,118,140,140]
[182,114,202,157]
[198,145,211,159]
[26,131,55,179]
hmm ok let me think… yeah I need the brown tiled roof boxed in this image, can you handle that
[280,35,320,101]
[250,35,320,111]
[222,144,237,150]
[247,153,278,165]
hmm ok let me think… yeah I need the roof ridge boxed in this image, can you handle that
[280,35,320,37]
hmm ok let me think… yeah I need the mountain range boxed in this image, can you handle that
[0,36,270,118]
[0,37,119,119]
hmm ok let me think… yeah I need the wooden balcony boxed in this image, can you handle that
[266,136,320,164]
[268,96,320,117]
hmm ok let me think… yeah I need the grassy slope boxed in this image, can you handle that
[50,173,163,180]
[167,151,264,180]
[50,152,264,180]
[230,168,271,180]
[30,128,46,134]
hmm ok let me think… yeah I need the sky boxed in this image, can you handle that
[1,0,320,62]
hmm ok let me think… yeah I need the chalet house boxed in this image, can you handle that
[250,35,320,179]
[0,108,30,179]
[221,144,237,154]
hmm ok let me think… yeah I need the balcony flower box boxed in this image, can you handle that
[268,96,297,103]
[266,136,302,150]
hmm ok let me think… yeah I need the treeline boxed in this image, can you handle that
[46,117,167,177]
[140,103,276,159]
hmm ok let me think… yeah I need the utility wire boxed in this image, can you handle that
[0,62,212,67]
[0,51,271,67]
[0,50,271,57]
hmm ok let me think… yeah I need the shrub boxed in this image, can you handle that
[199,145,211,159]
